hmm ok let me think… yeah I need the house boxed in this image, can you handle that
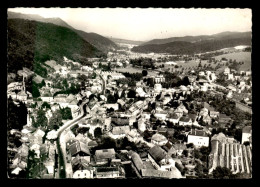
[154,75,165,83]
[131,152,145,175]
[104,103,119,111]
[224,67,230,75]
[188,114,199,126]
[151,133,168,146]
[141,167,183,179]
[138,118,147,132]
[167,113,179,124]
[147,146,167,170]
[73,169,93,178]
[187,129,209,147]
[154,109,168,121]
[172,143,187,156]
[112,126,130,136]
[95,149,116,165]
[95,167,120,178]
[127,130,140,143]
[209,111,219,118]
[33,129,45,143]
[157,127,167,136]
[200,114,212,125]
[179,116,192,126]
[71,155,91,172]
[68,140,90,157]
[241,126,252,144]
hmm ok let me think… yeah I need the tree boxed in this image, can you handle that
[33,109,48,128]
[142,70,148,76]
[182,76,190,86]
[127,89,136,98]
[62,79,69,89]
[48,110,63,130]
[7,98,27,131]
[107,94,116,103]
[213,167,235,179]
[32,84,40,98]
[41,102,51,109]
[182,150,189,157]
[60,107,72,120]
[94,127,102,139]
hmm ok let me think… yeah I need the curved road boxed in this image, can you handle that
[56,100,88,178]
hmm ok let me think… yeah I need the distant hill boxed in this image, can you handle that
[75,30,118,53]
[140,31,252,46]
[7,11,118,53]
[7,18,105,73]
[107,37,145,45]
[132,32,251,55]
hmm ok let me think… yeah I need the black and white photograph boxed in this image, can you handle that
[7,8,252,179]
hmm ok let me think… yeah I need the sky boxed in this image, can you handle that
[8,8,252,41]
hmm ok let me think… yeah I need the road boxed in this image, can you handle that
[56,100,88,178]
[56,71,106,178]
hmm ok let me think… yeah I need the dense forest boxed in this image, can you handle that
[7,19,105,73]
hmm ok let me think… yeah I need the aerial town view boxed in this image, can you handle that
[7,8,252,179]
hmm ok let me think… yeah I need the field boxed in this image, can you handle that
[155,51,251,73]
[115,66,159,76]
[214,52,251,71]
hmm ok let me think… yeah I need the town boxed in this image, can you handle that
[7,46,252,179]
[7,8,252,179]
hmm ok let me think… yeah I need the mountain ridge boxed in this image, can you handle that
[140,31,252,46]
[7,11,118,53]
[7,18,105,74]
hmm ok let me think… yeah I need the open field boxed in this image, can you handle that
[115,66,159,76]
[155,51,251,73]
[214,52,251,71]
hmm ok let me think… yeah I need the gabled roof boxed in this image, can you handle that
[112,126,130,135]
[148,146,166,164]
[71,155,90,171]
[141,168,183,178]
[95,148,116,160]
[69,141,90,156]
[151,133,167,142]
[179,116,191,122]
[131,152,144,171]
[189,129,207,137]
[167,113,179,119]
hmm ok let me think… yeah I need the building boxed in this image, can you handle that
[154,75,165,83]
[179,116,192,126]
[151,133,168,146]
[208,134,252,175]
[147,146,167,170]
[131,152,145,176]
[73,169,93,178]
[95,149,116,165]
[112,126,130,136]
[127,130,141,143]
[68,140,90,157]
[187,129,209,147]
[95,167,120,178]
[241,126,252,144]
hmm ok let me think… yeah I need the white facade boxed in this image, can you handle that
[73,170,93,178]
[242,132,251,144]
[187,135,209,147]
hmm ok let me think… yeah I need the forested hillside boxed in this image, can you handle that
[7,19,105,73]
